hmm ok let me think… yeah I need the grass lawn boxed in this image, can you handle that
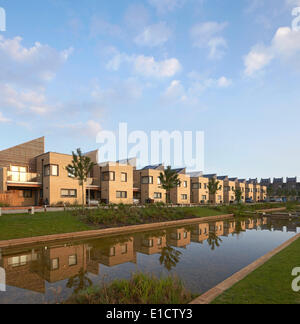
[0,206,224,241]
[212,237,300,304]
[0,212,95,241]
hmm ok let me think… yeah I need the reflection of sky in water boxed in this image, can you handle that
[0,217,299,304]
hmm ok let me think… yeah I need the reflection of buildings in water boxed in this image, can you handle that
[240,221,247,231]
[35,244,89,283]
[0,249,45,293]
[89,238,137,267]
[287,224,297,233]
[1,217,298,295]
[223,221,236,236]
[167,228,191,248]
[256,219,262,228]
[209,221,224,237]
[247,219,255,229]
[134,235,167,255]
[0,238,137,293]
[191,223,209,243]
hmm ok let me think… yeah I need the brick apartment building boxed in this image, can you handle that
[260,177,300,198]
[0,137,268,207]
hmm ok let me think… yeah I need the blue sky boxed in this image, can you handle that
[0,0,300,179]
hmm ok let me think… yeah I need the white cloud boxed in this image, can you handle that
[190,22,228,59]
[0,84,57,115]
[217,76,233,87]
[56,120,102,138]
[148,0,185,14]
[244,44,274,76]
[244,27,300,76]
[134,22,171,47]
[124,4,150,30]
[0,112,10,123]
[163,80,187,103]
[286,0,300,7]
[162,75,232,106]
[92,78,143,103]
[273,27,300,57]
[106,50,132,71]
[0,35,72,118]
[134,55,181,78]
[90,17,123,38]
[0,35,72,87]
[106,50,181,78]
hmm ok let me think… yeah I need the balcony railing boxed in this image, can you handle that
[7,171,41,183]
[86,178,100,187]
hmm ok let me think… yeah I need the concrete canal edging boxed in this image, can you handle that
[190,232,300,305]
[257,207,287,213]
[0,214,234,248]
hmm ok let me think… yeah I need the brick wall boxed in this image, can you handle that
[0,190,35,207]
[0,137,45,171]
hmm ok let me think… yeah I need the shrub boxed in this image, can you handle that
[64,273,195,304]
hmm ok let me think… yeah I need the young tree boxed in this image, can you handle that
[66,148,96,210]
[159,166,181,204]
[234,188,242,204]
[208,178,222,204]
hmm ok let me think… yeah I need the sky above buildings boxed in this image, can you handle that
[0,0,300,178]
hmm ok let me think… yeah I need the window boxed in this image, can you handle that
[10,166,27,182]
[102,171,115,181]
[9,255,28,267]
[121,173,127,182]
[69,255,77,266]
[181,194,188,200]
[157,238,163,246]
[23,190,32,198]
[61,189,77,198]
[51,258,59,270]
[183,181,188,188]
[202,195,207,200]
[121,244,128,254]
[142,176,153,184]
[44,164,59,177]
[143,239,154,248]
[183,232,188,239]
[192,183,200,189]
[154,192,162,199]
[109,247,116,257]
[157,177,161,185]
[116,191,127,199]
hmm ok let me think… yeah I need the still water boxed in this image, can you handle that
[0,216,299,304]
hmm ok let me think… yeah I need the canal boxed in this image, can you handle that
[0,216,299,304]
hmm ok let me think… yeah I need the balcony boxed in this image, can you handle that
[86,178,100,188]
[7,171,41,184]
